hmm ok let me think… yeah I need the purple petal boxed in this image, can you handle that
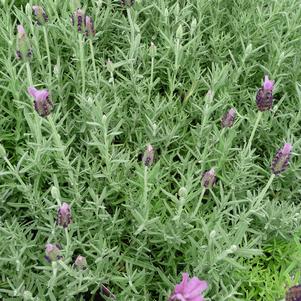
[28,86,38,98]
[174,273,189,293]
[263,75,274,90]
[184,277,208,298]
[17,25,26,36]
[282,143,292,155]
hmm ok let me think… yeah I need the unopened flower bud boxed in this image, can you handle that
[201,168,216,188]
[16,25,32,60]
[51,186,60,200]
[53,64,60,76]
[45,243,62,262]
[32,5,48,25]
[149,42,157,57]
[106,59,114,74]
[74,255,87,269]
[256,75,274,111]
[190,18,197,36]
[57,202,72,228]
[142,144,154,167]
[221,108,236,128]
[245,44,253,57]
[178,187,187,199]
[102,114,107,124]
[271,143,292,175]
[176,24,183,40]
[205,89,213,102]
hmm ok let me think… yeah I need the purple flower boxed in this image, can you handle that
[71,9,96,37]
[142,144,154,166]
[32,5,48,25]
[71,9,86,33]
[256,75,274,111]
[169,273,208,301]
[271,143,292,175]
[74,255,87,269]
[16,25,32,60]
[45,243,62,262]
[27,86,53,117]
[84,16,95,37]
[57,203,72,228]
[201,168,216,189]
[221,108,236,128]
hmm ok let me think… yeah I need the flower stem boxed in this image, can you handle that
[256,173,275,205]
[43,26,52,85]
[148,56,154,102]
[65,228,70,258]
[26,62,33,86]
[247,111,262,150]
[89,39,97,83]
[192,188,206,217]
[143,166,149,219]
[79,34,85,94]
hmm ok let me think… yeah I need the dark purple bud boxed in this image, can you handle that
[74,255,87,269]
[101,285,116,299]
[221,108,236,128]
[201,168,216,188]
[57,202,72,228]
[32,5,48,25]
[142,144,154,166]
[271,143,292,175]
[120,0,135,6]
[84,16,95,37]
[45,243,62,262]
[256,75,274,111]
[16,25,32,60]
[285,284,301,301]
[71,9,86,33]
[28,86,53,117]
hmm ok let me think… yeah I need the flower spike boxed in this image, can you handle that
[256,75,274,111]
[271,143,292,175]
[27,86,53,117]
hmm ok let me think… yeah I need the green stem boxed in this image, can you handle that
[79,34,85,94]
[148,56,154,102]
[48,261,58,290]
[43,26,52,85]
[89,39,97,83]
[65,228,70,258]
[256,174,275,205]
[247,111,262,150]
[26,62,33,86]
[192,188,206,217]
[143,166,149,219]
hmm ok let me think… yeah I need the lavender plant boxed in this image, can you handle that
[0,0,300,301]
